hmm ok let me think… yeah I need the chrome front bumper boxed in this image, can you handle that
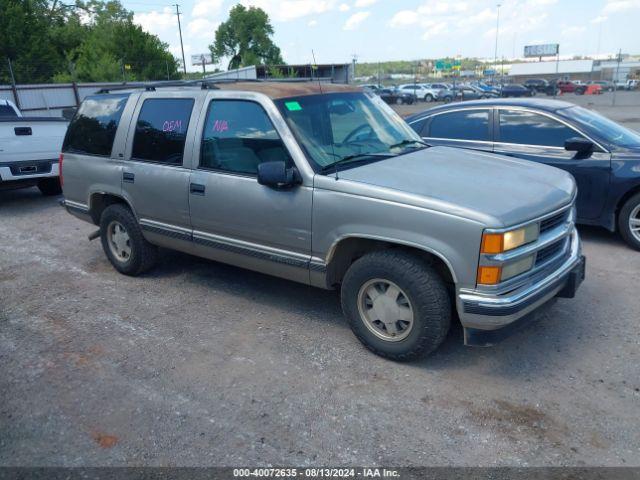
[457,227,584,341]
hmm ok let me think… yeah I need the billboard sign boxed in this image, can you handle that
[191,53,213,66]
[524,44,559,58]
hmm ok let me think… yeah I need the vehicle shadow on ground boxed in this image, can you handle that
[149,248,346,328]
[0,187,61,213]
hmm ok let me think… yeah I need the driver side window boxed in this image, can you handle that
[200,100,292,175]
[131,98,194,165]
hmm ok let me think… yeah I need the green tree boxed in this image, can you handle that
[209,4,283,70]
[1,0,179,84]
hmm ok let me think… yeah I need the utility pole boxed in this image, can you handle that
[493,3,501,84]
[351,53,358,83]
[174,4,187,75]
[612,49,622,107]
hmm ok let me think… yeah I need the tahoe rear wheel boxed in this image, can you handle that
[100,203,158,275]
[37,178,62,196]
[341,250,451,360]
[619,193,640,251]
[424,94,434,102]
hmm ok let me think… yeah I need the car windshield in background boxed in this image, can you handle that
[275,92,425,172]
[561,106,640,149]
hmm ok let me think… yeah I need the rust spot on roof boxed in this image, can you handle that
[216,81,361,99]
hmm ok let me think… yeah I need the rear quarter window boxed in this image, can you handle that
[62,94,129,157]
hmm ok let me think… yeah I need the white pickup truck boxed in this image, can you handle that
[0,99,69,195]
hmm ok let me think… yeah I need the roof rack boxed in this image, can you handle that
[95,78,268,94]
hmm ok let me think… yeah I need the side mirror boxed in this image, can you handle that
[257,161,301,189]
[564,137,594,155]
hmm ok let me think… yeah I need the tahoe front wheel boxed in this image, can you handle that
[341,250,451,360]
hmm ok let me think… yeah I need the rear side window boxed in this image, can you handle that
[498,109,578,147]
[427,110,490,141]
[200,100,291,175]
[62,94,128,156]
[0,105,18,117]
[131,98,194,165]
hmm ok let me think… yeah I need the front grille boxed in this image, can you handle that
[535,238,567,266]
[540,210,568,233]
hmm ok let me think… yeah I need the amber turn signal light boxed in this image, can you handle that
[477,266,502,285]
[481,233,504,254]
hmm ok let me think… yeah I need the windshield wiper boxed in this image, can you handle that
[388,139,430,150]
[320,152,395,173]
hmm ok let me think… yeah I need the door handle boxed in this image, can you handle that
[190,183,205,195]
[123,172,135,183]
[14,127,32,136]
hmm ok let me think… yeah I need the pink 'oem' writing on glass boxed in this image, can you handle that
[162,120,182,132]
[213,120,229,133]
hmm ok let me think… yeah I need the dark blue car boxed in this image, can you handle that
[406,98,640,250]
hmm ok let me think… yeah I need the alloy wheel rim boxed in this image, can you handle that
[357,278,414,342]
[107,221,132,262]
[630,205,640,242]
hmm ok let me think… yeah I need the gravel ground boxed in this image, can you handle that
[1,93,639,467]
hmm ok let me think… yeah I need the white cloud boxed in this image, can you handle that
[343,10,370,30]
[354,0,377,7]
[134,7,176,36]
[602,0,640,13]
[338,3,350,11]
[422,21,448,39]
[192,0,224,18]
[591,15,608,23]
[389,10,417,27]
[240,0,338,21]
[308,19,318,26]
[187,18,219,37]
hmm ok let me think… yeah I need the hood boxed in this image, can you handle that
[335,146,576,228]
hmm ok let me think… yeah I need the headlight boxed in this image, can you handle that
[481,223,539,254]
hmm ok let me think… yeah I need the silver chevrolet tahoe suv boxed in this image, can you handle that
[61,80,585,360]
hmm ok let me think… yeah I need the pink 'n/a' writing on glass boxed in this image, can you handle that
[162,120,183,132]
[213,120,229,133]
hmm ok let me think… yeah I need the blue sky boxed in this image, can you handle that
[129,0,640,72]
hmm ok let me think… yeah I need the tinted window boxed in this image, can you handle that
[499,109,578,147]
[62,94,128,156]
[131,98,194,165]
[0,105,17,117]
[200,100,291,175]
[428,110,490,141]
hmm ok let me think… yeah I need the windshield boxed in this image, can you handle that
[560,106,640,149]
[275,92,425,172]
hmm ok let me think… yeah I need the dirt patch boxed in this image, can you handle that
[466,399,569,447]
[91,432,119,448]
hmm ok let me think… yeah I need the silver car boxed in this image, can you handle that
[61,81,585,360]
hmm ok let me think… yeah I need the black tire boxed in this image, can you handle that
[443,96,452,104]
[37,177,62,196]
[100,203,158,275]
[424,94,434,103]
[341,250,451,361]
[618,193,640,251]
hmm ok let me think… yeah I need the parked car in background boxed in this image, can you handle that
[398,84,441,102]
[472,82,501,95]
[500,84,533,97]
[589,80,615,92]
[364,86,414,105]
[467,84,499,99]
[61,81,584,359]
[617,79,638,90]
[406,98,640,250]
[523,78,549,94]
[0,99,68,195]
[553,80,588,95]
